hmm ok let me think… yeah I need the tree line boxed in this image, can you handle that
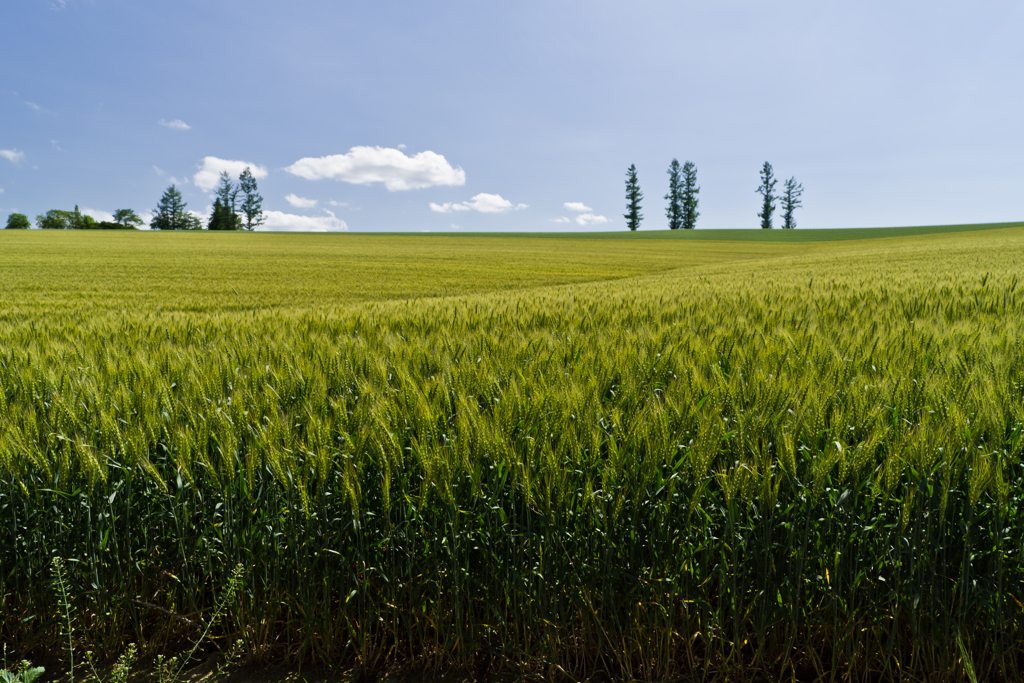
[3,168,264,231]
[623,160,803,230]
[3,206,144,230]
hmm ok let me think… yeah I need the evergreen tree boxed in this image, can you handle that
[664,159,683,230]
[208,198,227,231]
[4,213,30,229]
[756,162,777,229]
[780,176,803,229]
[151,184,191,231]
[624,164,643,231]
[238,167,265,231]
[216,171,236,211]
[208,172,242,230]
[681,161,700,230]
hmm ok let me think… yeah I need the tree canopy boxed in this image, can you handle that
[36,209,79,230]
[113,209,144,229]
[5,213,30,230]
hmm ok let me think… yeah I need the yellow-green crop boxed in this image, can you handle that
[1,225,1023,681]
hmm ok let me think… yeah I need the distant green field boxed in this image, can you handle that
[388,219,1024,241]
[2,222,1020,316]
[0,228,811,314]
[3,224,1024,682]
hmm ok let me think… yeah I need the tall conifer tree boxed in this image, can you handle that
[208,172,242,230]
[239,167,265,231]
[780,176,803,229]
[151,185,190,231]
[665,159,683,230]
[624,164,643,231]
[681,161,700,230]
[756,162,777,229]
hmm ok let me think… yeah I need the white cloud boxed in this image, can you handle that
[576,213,610,226]
[286,146,465,191]
[285,193,318,208]
[262,209,348,232]
[193,157,268,192]
[551,216,571,223]
[328,200,348,207]
[564,202,593,212]
[397,144,407,149]
[153,166,185,185]
[159,119,191,131]
[25,102,42,111]
[450,224,461,230]
[1,149,25,164]
[82,207,115,222]
[429,193,527,214]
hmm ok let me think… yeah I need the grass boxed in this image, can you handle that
[2,223,1024,681]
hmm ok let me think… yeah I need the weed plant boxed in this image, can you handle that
[2,227,1024,681]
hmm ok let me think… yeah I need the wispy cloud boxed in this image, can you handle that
[262,209,348,232]
[0,149,25,164]
[82,207,115,222]
[328,200,348,207]
[159,119,191,131]
[153,166,185,185]
[564,202,593,212]
[193,157,267,192]
[551,216,571,223]
[575,213,609,226]
[285,193,318,208]
[429,193,527,214]
[286,146,465,191]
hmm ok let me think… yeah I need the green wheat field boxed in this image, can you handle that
[2,223,1024,682]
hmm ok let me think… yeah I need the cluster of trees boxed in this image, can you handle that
[624,159,700,231]
[151,168,264,231]
[623,161,803,230]
[4,206,143,230]
[665,159,699,230]
[756,161,803,230]
[3,167,264,232]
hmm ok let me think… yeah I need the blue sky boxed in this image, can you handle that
[1,0,1022,232]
